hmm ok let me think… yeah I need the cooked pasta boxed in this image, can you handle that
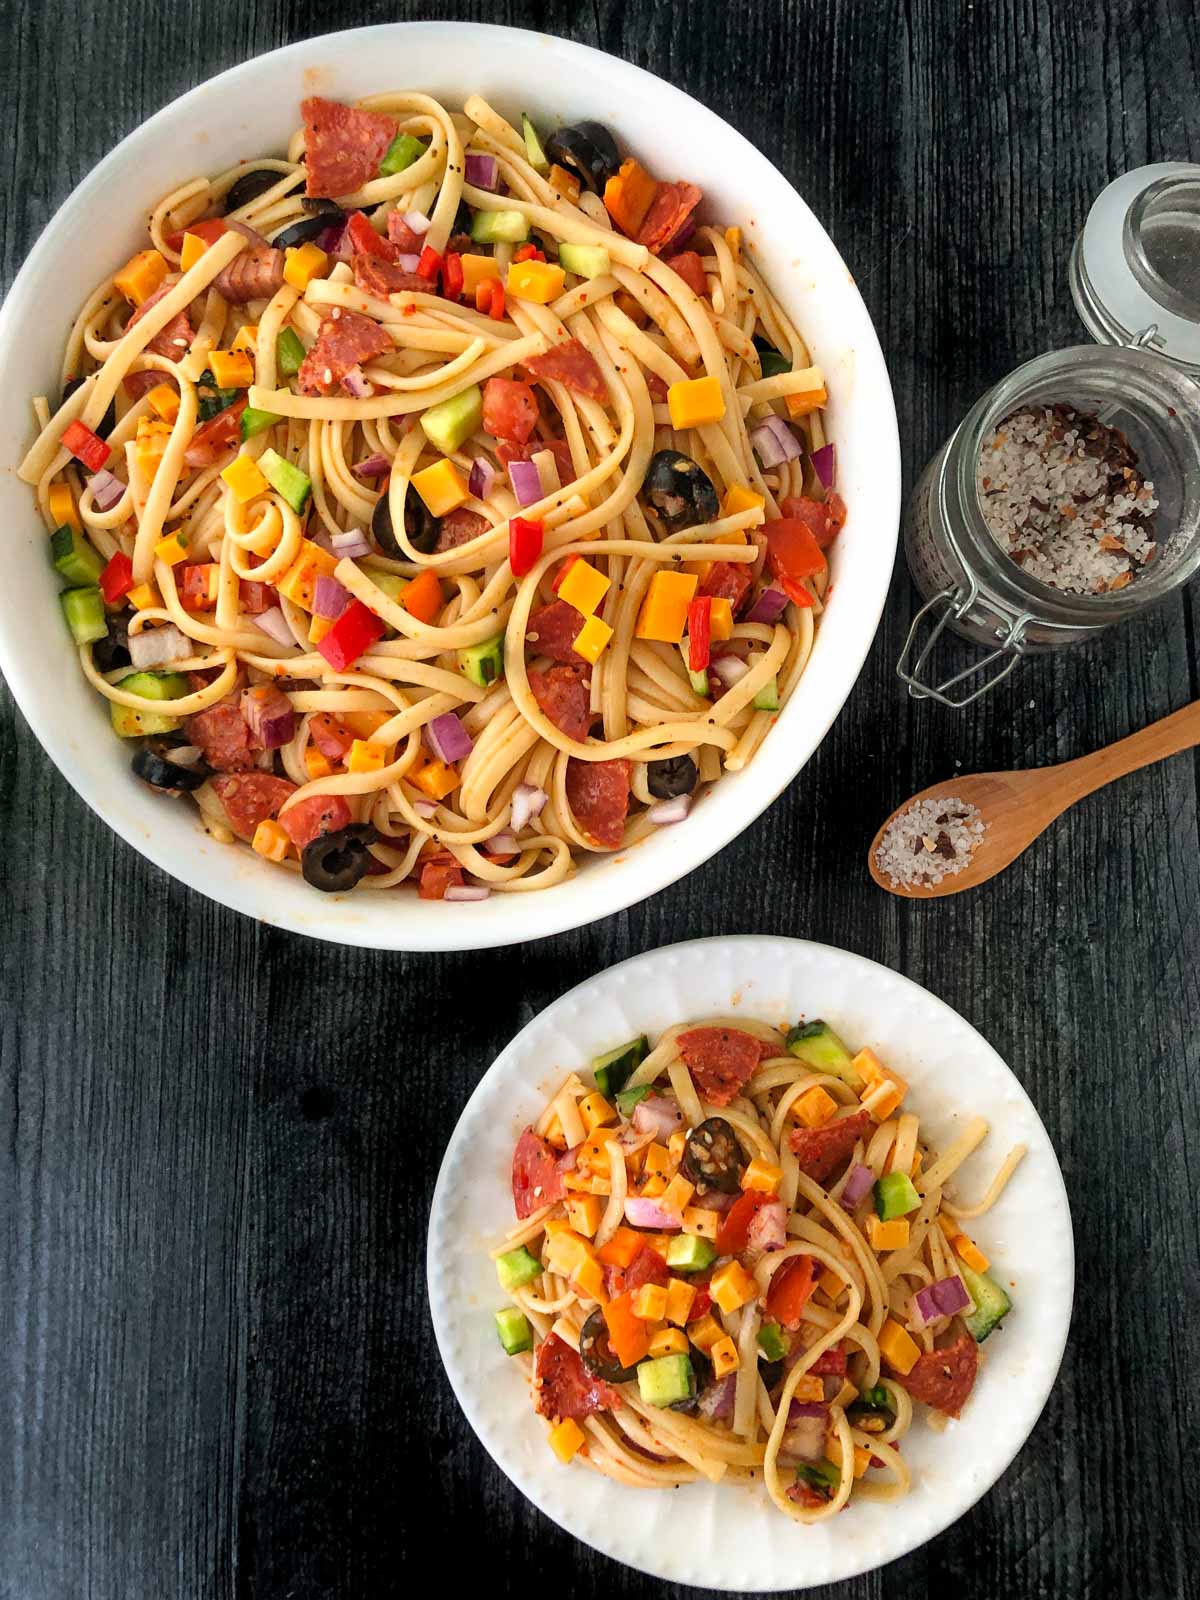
[489,1016,1025,1518]
[21,92,846,900]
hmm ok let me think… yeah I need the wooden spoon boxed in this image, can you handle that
[869,698,1200,898]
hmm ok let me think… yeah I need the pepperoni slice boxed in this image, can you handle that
[386,211,425,253]
[788,1109,873,1184]
[187,696,258,773]
[301,97,398,199]
[529,663,592,742]
[297,308,393,396]
[898,1332,979,1417]
[497,437,574,488]
[676,1027,769,1107]
[483,377,540,444]
[533,1332,619,1423]
[624,1246,670,1292]
[715,1190,773,1254]
[512,1127,566,1218]
[808,1342,848,1377]
[665,250,707,296]
[418,851,465,900]
[565,757,629,849]
[123,369,171,402]
[636,181,702,254]
[184,396,249,469]
[436,508,490,552]
[524,338,607,402]
[278,792,353,849]
[238,580,274,615]
[525,599,584,664]
[127,285,194,360]
[699,560,754,613]
[214,245,285,305]
[209,772,297,840]
[351,254,428,299]
[309,712,354,759]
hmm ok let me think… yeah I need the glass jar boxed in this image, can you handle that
[899,165,1200,706]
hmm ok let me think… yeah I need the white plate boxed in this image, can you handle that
[427,936,1073,1589]
[0,23,899,950]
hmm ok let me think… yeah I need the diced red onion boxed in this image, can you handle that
[781,1411,827,1463]
[745,586,789,624]
[464,153,499,191]
[444,884,491,902]
[746,1199,787,1252]
[468,458,496,500]
[396,252,421,273]
[787,1400,830,1422]
[411,797,438,818]
[330,529,371,560]
[510,782,547,832]
[128,623,190,670]
[531,447,561,495]
[647,794,691,826]
[508,458,543,507]
[342,365,373,399]
[89,467,125,511]
[810,442,837,489]
[840,1163,875,1209]
[750,415,803,469]
[425,711,474,765]
[308,525,336,554]
[695,1375,736,1421]
[631,1096,682,1142]
[487,830,518,856]
[312,574,351,619]
[557,1144,580,1172]
[931,1275,972,1316]
[711,655,749,688]
[401,210,432,236]
[166,744,203,768]
[241,684,296,750]
[692,1188,734,1213]
[252,606,294,647]
[912,1286,941,1328]
[352,453,390,479]
[225,217,272,249]
[623,1196,683,1232]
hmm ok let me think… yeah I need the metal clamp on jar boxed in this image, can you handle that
[898,164,1200,707]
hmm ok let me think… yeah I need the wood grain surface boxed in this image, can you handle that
[2,3,1198,1597]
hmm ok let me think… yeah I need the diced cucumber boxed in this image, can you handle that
[421,384,483,455]
[258,448,311,514]
[753,335,791,380]
[960,1261,1012,1343]
[785,1019,864,1092]
[241,405,281,441]
[795,1460,839,1495]
[50,525,104,586]
[59,586,108,646]
[276,328,305,380]
[757,1322,790,1363]
[470,209,530,246]
[108,671,189,738]
[636,1353,694,1408]
[558,242,611,280]
[665,1234,717,1273]
[494,1306,534,1355]
[874,1171,920,1221]
[753,675,779,712]
[366,571,409,603]
[592,1036,649,1098]
[522,113,550,173]
[495,1245,543,1293]
[615,1084,652,1117]
[458,632,505,688]
[380,132,425,177]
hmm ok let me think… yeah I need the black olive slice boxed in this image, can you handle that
[545,122,620,194]
[301,824,377,893]
[646,755,698,800]
[223,168,284,213]
[578,1308,639,1384]
[62,375,115,439]
[372,490,438,558]
[91,620,131,674]
[680,1117,746,1194]
[300,196,343,216]
[131,743,207,793]
[644,449,720,530]
[273,212,341,251]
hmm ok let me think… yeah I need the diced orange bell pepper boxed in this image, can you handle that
[399,568,443,623]
[603,158,659,239]
[602,1290,651,1369]
[597,1226,643,1270]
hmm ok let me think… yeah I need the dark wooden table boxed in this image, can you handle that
[3,3,1198,1596]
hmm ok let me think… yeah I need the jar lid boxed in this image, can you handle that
[1070,163,1200,372]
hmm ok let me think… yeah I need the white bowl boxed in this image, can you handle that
[0,23,899,950]
[428,937,1074,1588]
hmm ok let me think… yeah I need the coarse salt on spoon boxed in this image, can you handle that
[869,698,1200,898]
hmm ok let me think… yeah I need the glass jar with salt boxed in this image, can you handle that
[899,164,1200,706]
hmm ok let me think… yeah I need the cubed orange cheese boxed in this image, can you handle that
[658,1174,694,1215]
[460,254,497,297]
[127,583,161,611]
[343,710,391,739]
[571,613,613,664]
[639,1173,668,1199]
[631,1283,668,1322]
[708,597,734,641]
[720,483,765,519]
[791,1374,824,1404]
[506,260,566,304]
[681,1205,719,1240]
[209,349,255,389]
[305,747,334,780]
[826,1434,872,1479]
[548,1417,586,1464]
[667,374,726,429]
[579,1092,616,1133]
[665,1278,696,1326]
[634,570,697,643]
[667,1130,686,1167]
[221,455,270,503]
[794,1086,838,1129]
[411,458,468,517]
[562,1170,609,1195]
[648,1326,689,1358]
[276,538,339,611]
[556,557,610,616]
[154,531,190,566]
[877,1317,921,1376]
[544,1229,593,1278]
[784,369,828,419]
[283,242,328,291]
[251,818,290,861]
[232,323,259,353]
[643,1143,672,1178]
[347,739,388,774]
[146,384,180,423]
[710,1336,740,1377]
[180,233,209,273]
[114,249,169,306]
[687,1314,724,1352]
[578,1131,617,1175]
[954,1234,990,1274]
[861,1076,907,1122]
[48,482,81,532]
[308,614,334,645]
[411,758,460,801]
[867,1216,910,1252]
[571,1254,606,1303]
[852,1048,886,1085]
[710,1260,757,1314]
[724,226,742,259]
[817,1265,844,1300]
[133,417,172,480]
[566,1195,604,1239]
[740,1158,783,1195]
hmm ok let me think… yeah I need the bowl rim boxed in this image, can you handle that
[0,21,900,950]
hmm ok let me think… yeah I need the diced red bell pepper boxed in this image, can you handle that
[766,516,828,609]
[764,1254,816,1326]
[345,210,390,258]
[509,516,544,578]
[442,251,464,302]
[809,1342,848,1377]
[551,553,580,593]
[488,280,506,321]
[61,419,110,472]
[418,851,465,900]
[164,217,228,253]
[687,595,712,672]
[99,551,134,605]
[316,598,386,670]
[715,1190,772,1255]
[416,245,442,282]
[513,243,546,263]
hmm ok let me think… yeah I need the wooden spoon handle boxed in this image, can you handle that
[1056,699,1200,804]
